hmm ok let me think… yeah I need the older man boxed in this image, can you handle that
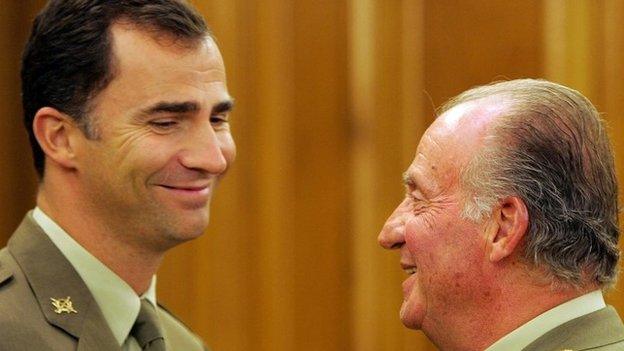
[0,0,234,350]
[379,79,622,350]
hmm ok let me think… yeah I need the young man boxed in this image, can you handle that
[0,1,234,350]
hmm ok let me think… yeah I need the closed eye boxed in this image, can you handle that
[210,113,229,125]
[149,120,178,129]
[409,195,428,215]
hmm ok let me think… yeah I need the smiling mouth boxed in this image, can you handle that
[401,262,418,275]
[404,267,417,275]
[155,184,212,205]
[158,184,209,191]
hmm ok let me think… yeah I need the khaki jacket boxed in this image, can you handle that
[0,215,207,351]
[523,306,624,351]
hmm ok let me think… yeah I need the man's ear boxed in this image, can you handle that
[32,107,81,170]
[487,196,529,262]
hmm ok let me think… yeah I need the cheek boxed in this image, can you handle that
[404,214,438,258]
[404,212,483,277]
[113,139,179,185]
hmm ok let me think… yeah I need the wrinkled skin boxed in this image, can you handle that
[378,101,505,342]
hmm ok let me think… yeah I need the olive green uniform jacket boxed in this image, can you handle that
[523,306,624,351]
[0,215,208,351]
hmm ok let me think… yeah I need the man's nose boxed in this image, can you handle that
[378,201,408,249]
[180,122,228,174]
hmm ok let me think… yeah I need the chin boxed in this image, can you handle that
[179,219,210,240]
[161,211,211,244]
[400,300,425,330]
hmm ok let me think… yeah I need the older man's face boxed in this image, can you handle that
[74,24,235,251]
[378,101,501,336]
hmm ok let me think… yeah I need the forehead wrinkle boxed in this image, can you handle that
[424,132,443,153]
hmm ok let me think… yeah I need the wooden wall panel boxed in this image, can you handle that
[349,1,431,350]
[425,0,543,109]
[603,0,624,315]
[2,1,623,351]
[0,2,39,246]
[543,0,606,105]
[292,1,351,349]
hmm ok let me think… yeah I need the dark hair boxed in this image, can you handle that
[21,0,211,176]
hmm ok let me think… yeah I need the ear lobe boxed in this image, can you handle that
[489,196,529,262]
[32,107,80,171]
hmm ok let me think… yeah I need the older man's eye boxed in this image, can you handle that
[409,196,428,213]
[409,193,423,202]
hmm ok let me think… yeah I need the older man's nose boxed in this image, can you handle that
[378,212,406,250]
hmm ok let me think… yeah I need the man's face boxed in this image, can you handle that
[74,24,235,250]
[378,102,501,336]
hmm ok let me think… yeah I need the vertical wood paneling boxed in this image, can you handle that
[543,0,606,105]
[601,0,624,312]
[292,1,351,350]
[3,2,624,351]
[251,1,298,350]
[348,1,380,350]
[425,0,543,108]
[0,2,39,247]
[604,1,624,228]
[349,1,431,350]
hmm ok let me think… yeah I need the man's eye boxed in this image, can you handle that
[408,193,422,202]
[149,120,177,129]
[210,114,229,124]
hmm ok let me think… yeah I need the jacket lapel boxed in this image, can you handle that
[8,214,121,351]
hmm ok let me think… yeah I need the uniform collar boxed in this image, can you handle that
[486,290,605,351]
[32,207,157,347]
[8,212,122,350]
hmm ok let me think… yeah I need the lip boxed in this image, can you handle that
[156,184,211,207]
[400,261,417,272]
[160,184,210,191]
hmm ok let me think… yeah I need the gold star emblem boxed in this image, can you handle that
[50,296,78,314]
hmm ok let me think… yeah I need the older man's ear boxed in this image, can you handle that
[32,107,80,171]
[486,196,529,262]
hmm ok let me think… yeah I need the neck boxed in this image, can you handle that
[426,269,599,351]
[37,180,163,294]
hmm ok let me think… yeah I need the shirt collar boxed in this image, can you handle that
[32,207,157,346]
[486,290,606,351]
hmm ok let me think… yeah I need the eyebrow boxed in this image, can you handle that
[139,99,235,116]
[212,100,235,114]
[402,172,423,192]
[141,101,200,115]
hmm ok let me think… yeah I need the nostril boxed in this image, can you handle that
[378,230,404,250]
[390,242,403,250]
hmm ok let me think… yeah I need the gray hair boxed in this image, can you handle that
[442,79,619,288]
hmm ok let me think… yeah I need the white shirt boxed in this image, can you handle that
[486,290,606,350]
[33,207,156,351]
